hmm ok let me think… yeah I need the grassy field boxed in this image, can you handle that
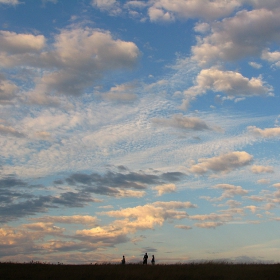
[1,262,280,280]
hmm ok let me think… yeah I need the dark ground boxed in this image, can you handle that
[1,262,280,280]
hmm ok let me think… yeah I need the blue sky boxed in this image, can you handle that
[1,0,280,264]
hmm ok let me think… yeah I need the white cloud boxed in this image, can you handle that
[99,201,195,232]
[0,28,140,101]
[96,83,137,102]
[189,151,253,175]
[153,183,176,196]
[212,184,248,200]
[0,31,45,55]
[251,165,274,174]
[175,225,192,230]
[192,8,280,65]
[91,0,121,14]
[195,222,224,228]
[257,179,270,185]
[30,215,98,225]
[0,0,19,5]
[245,205,258,213]
[22,222,64,235]
[0,124,25,138]
[184,68,272,99]
[0,78,18,103]
[248,126,280,138]
[152,113,218,131]
[148,0,241,22]
[189,213,233,222]
[249,62,262,69]
[262,49,280,62]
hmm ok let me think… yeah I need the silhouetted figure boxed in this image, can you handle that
[121,255,125,265]
[143,253,148,264]
[151,255,155,265]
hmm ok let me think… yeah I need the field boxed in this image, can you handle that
[1,262,280,280]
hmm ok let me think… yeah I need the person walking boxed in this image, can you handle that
[143,253,148,265]
[151,255,155,265]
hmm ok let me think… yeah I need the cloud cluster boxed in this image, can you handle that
[212,184,248,201]
[251,165,274,174]
[153,183,176,196]
[152,114,215,131]
[184,68,272,99]
[0,28,140,104]
[189,151,253,175]
[192,8,280,65]
[0,0,19,5]
[148,0,241,22]
[248,126,280,138]
[0,169,187,222]
[98,201,196,232]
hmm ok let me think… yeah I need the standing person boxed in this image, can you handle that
[143,253,148,264]
[151,255,155,265]
[121,255,125,265]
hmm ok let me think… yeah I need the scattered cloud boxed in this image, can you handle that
[249,62,262,69]
[148,0,241,22]
[192,8,280,65]
[195,222,224,228]
[257,179,270,185]
[248,126,280,137]
[189,151,253,175]
[0,0,19,5]
[184,68,272,99]
[212,184,248,200]
[175,225,192,230]
[152,113,220,131]
[251,165,274,174]
[153,183,176,196]
[30,215,98,225]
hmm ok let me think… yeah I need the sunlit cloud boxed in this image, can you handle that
[189,151,253,175]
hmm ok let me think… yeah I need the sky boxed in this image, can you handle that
[0,0,280,264]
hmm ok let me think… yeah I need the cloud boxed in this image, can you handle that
[189,213,233,222]
[0,0,19,5]
[189,151,253,175]
[0,31,45,55]
[251,165,274,174]
[249,62,262,69]
[192,8,280,65]
[148,0,241,22]
[184,68,272,99]
[0,77,18,104]
[152,114,217,131]
[99,201,196,232]
[195,221,224,228]
[175,225,192,230]
[248,126,280,137]
[0,124,25,138]
[0,28,140,103]
[91,0,121,15]
[95,83,138,102]
[65,170,184,198]
[273,183,280,188]
[0,175,101,223]
[261,49,280,67]
[245,205,258,213]
[22,222,64,235]
[153,183,176,196]
[76,225,129,245]
[30,215,98,225]
[212,184,248,200]
[257,179,270,185]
